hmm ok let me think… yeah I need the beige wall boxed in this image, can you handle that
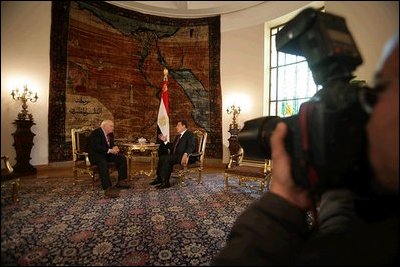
[326,1,399,83]
[1,1,51,166]
[1,1,398,166]
[221,23,265,162]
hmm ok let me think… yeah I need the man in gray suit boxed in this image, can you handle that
[150,120,196,189]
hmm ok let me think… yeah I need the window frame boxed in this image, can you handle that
[267,8,324,117]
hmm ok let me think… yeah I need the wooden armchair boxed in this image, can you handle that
[1,155,20,202]
[172,129,208,186]
[71,127,116,185]
[224,148,272,193]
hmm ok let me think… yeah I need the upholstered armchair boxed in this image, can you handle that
[224,148,272,193]
[71,127,116,185]
[172,129,208,186]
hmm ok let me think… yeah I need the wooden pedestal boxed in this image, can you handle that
[12,119,37,176]
[228,125,241,166]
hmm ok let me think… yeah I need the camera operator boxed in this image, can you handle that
[212,33,398,266]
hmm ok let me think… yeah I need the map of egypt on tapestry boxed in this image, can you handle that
[49,1,222,161]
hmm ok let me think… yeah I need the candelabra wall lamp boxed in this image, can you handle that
[226,104,241,165]
[11,84,38,121]
[10,84,38,176]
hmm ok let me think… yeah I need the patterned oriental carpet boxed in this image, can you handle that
[1,173,262,266]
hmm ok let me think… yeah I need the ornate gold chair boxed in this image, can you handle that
[172,129,208,186]
[1,155,20,203]
[224,148,272,193]
[71,127,116,185]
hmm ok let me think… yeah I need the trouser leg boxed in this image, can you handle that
[158,154,179,184]
[109,154,128,181]
[156,155,167,179]
[95,158,112,190]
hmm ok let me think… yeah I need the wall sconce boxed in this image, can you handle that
[226,104,241,130]
[11,84,38,121]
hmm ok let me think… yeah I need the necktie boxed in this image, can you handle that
[173,134,181,154]
[106,134,111,146]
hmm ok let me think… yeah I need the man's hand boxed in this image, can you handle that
[270,122,313,210]
[158,134,167,142]
[109,146,120,154]
[181,153,189,166]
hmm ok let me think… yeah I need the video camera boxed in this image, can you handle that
[238,8,378,193]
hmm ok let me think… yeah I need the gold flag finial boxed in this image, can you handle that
[163,68,168,81]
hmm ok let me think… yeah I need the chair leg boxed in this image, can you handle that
[260,180,265,193]
[12,181,19,203]
[73,168,78,185]
[89,171,96,187]
[224,173,229,189]
[179,172,185,187]
[266,173,272,191]
[197,170,202,184]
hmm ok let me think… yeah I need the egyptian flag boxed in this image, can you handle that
[157,68,170,142]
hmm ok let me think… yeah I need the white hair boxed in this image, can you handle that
[100,120,113,128]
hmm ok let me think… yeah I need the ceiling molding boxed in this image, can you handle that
[106,1,266,18]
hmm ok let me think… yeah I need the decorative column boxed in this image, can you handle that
[12,119,37,176]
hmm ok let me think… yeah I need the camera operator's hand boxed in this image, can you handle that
[270,122,313,210]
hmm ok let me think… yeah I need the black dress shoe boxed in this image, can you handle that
[116,180,131,189]
[105,187,120,198]
[150,178,162,185]
[157,183,171,189]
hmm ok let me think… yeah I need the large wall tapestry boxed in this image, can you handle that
[49,1,222,162]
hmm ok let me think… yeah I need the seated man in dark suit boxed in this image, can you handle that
[87,120,130,198]
[150,120,196,189]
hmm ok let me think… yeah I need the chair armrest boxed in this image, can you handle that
[1,155,14,173]
[184,152,202,166]
[75,151,91,166]
[188,152,202,158]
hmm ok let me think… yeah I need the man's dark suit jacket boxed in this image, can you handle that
[155,130,197,184]
[160,130,196,161]
[86,127,127,190]
[87,127,114,164]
